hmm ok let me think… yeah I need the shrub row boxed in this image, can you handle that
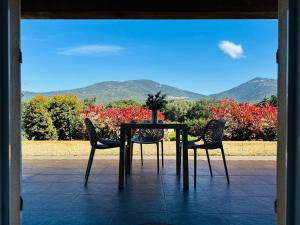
[22,96,84,140]
[211,99,277,141]
[81,105,165,140]
[22,96,278,141]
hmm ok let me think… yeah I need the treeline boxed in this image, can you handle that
[22,95,278,141]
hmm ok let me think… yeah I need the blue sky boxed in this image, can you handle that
[21,19,277,95]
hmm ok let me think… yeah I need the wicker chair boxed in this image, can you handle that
[130,120,164,174]
[84,118,120,186]
[187,119,229,186]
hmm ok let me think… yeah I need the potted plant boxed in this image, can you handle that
[145,91,167,123]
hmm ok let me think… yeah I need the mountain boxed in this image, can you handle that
[209,77,277,102]
[22,79,206,103]
[22,77,277,103]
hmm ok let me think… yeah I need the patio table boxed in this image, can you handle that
[118,123,190,191]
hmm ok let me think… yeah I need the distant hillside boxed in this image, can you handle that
[23,79,206,103]
[209,77,277,102]
[22,77,277,103]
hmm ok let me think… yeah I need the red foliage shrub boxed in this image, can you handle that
[210,99,277,141]
[82,105,165,139]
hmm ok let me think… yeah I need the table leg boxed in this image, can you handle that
[126,128,132,175]
[176,129,180,176]
[118,127,126,189]
[182,128,189,191]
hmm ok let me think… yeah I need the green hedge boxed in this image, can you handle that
[22,96,57,140]
[22,95,84,140]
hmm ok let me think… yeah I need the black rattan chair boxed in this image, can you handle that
[84,118,120,186]
[187,119,229,186]
[130,120,164,174]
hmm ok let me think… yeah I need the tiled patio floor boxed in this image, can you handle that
[22,158,276,225]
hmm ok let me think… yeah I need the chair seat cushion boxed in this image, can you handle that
[131,137,163,144]
[98,138,120,147]
[184,141,220,149]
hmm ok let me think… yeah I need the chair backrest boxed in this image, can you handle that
[203,120,225,148]
[84,118,98,147]
[137,120,164,142]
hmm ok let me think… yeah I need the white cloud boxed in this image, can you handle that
[58,44,126,56]
[218,40,244,59]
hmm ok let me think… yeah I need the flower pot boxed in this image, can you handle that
[151,110,158,124]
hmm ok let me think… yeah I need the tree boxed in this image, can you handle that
[83,97,96,109]
[269,95,278,107]
[258,95,278,107]
[106,99,141,108]
[22,96,57,140]
[186,99,220,120]
[184,99,221,136]
[162,100,196,122]
[49,96,83,140]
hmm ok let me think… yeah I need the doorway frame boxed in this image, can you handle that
[1,0,291,224]
[9,0,22,225]
[0,0,11,224]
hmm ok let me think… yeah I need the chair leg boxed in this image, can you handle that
[194,148,197,187]
[125,145,128,184]
[85,147,96,186]
[130,142,134,171]
[161,141,164,168]
[221,146,230,184]
[156,142,160,174]
[206,149,213,177]
[178,143,182,177]
[140,143,143,166]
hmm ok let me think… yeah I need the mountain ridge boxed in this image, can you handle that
[209,77,277,102]
[23,77,277,103]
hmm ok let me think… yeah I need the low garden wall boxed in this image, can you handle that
[22,141,277,157]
